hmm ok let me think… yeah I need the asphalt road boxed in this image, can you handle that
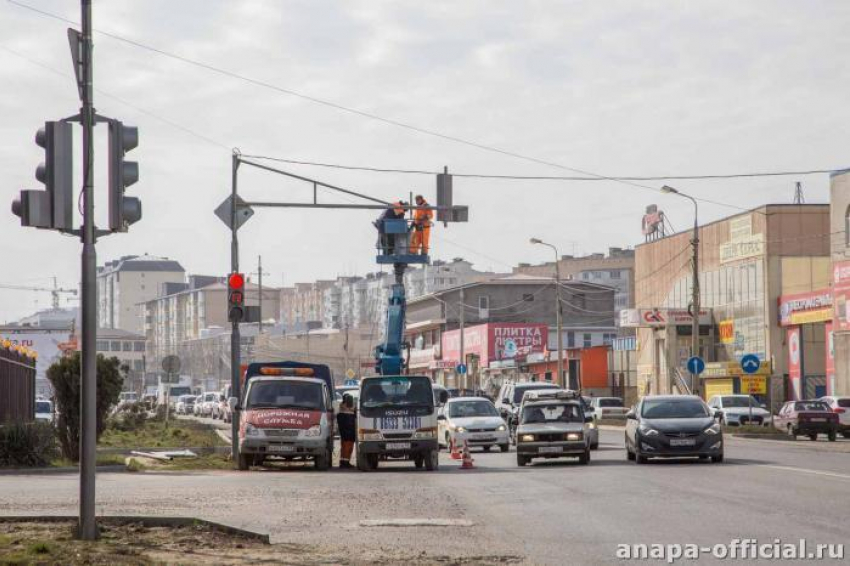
[2,429,848,564]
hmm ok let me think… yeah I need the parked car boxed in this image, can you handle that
[625,395,723,464]
[193,395,204,416]
[817,396,850,438]
[706,394,771,426]
[175,394,196,415]
[588,397,629,422]
[197,392,219,417]
[34,399,54,423]
[221,385,233,423]
[438,397,509,452]
[515,390,592,466]
[211,392,226,419]
[773,400,839,441]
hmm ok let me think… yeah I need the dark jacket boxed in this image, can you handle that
[337,408,357,441]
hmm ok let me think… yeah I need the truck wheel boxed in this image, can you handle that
[843,432,850,439]
[314,450,330,471]
[414,456,424,469]
[808,433,818,441]
[237,453,250,471]
[356,449,372,471]
[828,431,837,442]
[578,449,590,465]
[424,450,439,471]
[500,444,509,453]
[516,454,527,467]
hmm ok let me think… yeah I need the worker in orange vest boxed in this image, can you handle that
[409,194,433,255]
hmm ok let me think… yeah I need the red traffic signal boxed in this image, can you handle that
[228,272,245,290]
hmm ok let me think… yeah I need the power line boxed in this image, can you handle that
[5,0,790,214]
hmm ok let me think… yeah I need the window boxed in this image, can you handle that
[478,296,490,310]
[110,341,121,352]
[567,332,575,348]
[134,342,145,352]
[603,333,616,346]
[610,270,621,279]
[583,333,592,348]
[592,271,602,279]
[122,341,132,352]
[133,360,144,371]
[96,340,109,351]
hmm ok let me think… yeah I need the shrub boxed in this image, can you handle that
[0,422,57,467]
[46,352,124,462]
[107,402,148,432]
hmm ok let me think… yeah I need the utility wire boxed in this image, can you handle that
[6,0,812,214]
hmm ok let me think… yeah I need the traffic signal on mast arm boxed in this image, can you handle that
[227,272,245,323]
[11,121,73,230]
[108,119,141,231]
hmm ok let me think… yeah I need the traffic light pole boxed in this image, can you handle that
[230,152,241,462]
[78,0,98,541]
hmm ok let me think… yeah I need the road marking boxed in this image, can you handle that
[359,518,474,527]
[759,464,850,481]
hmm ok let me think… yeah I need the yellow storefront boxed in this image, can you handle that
[700,361,770,401]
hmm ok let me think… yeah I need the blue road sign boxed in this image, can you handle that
[456,363,468,375]
[686,356,705,375]
[740,354,761,375]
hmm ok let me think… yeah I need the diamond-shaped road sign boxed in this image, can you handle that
[215,194,254,230]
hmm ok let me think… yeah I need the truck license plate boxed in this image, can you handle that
[669,438,696,447]
[385,442,411,450]
[268,445,295,453]
[539,446,563,454]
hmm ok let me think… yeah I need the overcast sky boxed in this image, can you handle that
[1,0,849,323]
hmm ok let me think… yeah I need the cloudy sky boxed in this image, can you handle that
[1,0,848,323]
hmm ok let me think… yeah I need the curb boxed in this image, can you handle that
[97,446,230,455]
[0,464,126,476]
[0,515,270,544]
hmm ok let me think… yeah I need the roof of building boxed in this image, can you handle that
[98,255,185,275]
[407,276,615,305]
[96,328,145,340]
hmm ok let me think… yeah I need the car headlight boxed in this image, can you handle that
[496,424,507,432]
[304,425,322,437]
[639,424,659,436]
[358,429,382,441]
[245,423,260,436]
[452,426,467,433]
[566,432,583,441]
[704,424,721,435]
[520,434,535,442]
[413,427,437,439]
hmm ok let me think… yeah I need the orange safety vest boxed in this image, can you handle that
[413,201,433,227]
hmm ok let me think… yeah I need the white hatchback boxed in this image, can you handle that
[438,397,509,452]
[818,396,850,438]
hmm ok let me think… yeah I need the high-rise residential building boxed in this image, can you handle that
[97,255,185,334]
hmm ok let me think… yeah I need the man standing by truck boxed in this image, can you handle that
[337,393,356,468]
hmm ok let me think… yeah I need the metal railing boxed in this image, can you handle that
[0,348,36,423]
[672,367,692,395]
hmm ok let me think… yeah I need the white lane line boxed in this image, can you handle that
[758,464,850,481]
[359,518,474,527]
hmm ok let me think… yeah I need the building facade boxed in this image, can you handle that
[97,255,185,334]
[632,204,830,403]
[829,169,850,396]
[93,328,147,393]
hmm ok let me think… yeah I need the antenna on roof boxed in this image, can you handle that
[793,182,805,205]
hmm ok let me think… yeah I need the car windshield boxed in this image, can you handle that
[246,380,325,411]
[35,401,51,413]
[178,395,194,403]
[448,400,498,418]
[721,396,757,408]
[598,398,624,408]
[170,386,192,397]
[794,402,829,412]
[641,399,709,419]
[514,385,559,404]
[360,376,433,408]
[521,402,583,424]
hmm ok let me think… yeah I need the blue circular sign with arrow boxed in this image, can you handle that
[740,354,761,375]
[456,363,467,375]
[686,356,705,375]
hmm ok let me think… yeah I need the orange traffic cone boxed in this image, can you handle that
[460,440,475,469]
[450,437,463,460]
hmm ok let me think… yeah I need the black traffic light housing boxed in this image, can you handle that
[228,272,245,322]
[108,119,141,232]
[11,121,73,230]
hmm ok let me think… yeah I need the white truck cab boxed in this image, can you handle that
[357,375,447,471]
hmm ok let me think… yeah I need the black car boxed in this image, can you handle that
[625,395,723,464]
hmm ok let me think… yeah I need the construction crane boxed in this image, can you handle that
[0,278,78,310]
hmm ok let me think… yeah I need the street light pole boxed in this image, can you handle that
[662,186,700,394]
[531,239,564,389]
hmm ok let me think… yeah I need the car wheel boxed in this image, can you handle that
[516,454,527,467]
[787,425,797,440]
[499,444,509,453]
[627,449,636,461]
[237,453,250,471]
[424,450,439,471]
[356,449,372,472]
[828,431,837,442]
[809,433,818,441]
[711,453,724,463]
[578,449,590,465]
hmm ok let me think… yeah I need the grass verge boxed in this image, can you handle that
[99,419,226,450]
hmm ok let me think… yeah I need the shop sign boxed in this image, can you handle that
[832,260,850,331]
[787,327,802,400]
[702,360,770,378]
[825,321,835,396]
[740,376,767,395]
[620,308,712,328]
[778,290,832,326]
[718,320,735,344]
[720,233,764,264]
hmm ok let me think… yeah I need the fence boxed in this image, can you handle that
[0,341,37,423]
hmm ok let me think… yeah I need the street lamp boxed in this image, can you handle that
[530,238,566,390]
[661,185,700,394]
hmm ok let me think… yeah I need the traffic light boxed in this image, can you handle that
[108,119,140,231]
[11,121,73,230]
[436,172,452,224]
[227,272,245,322]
